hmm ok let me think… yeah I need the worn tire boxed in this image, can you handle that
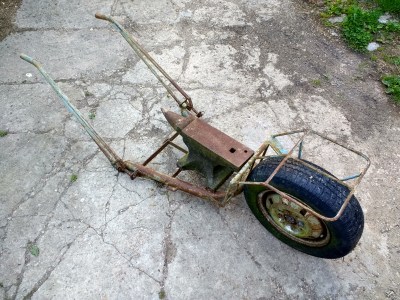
[243,156,364,259]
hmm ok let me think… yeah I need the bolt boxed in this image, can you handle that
[284,214,296,224]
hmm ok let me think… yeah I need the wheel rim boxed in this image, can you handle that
[257,190,330,247]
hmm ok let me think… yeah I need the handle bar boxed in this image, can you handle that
[20,54,125,170]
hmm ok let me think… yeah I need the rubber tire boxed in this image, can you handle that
[243,156,364,259]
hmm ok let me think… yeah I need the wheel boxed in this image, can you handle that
[243,156,364,259]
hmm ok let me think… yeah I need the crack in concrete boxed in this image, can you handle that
[101,236,162,285]
[159,191,185,294]
[216,207,264,270]
[111,0,120,15]
[2,130,119,298]
[103,172,120,225]
[14,27,108,33]
[1,140,72,247]
[9,170,86,299]
[21,228,89,300]
[0,129,58,135]
[77,218,163,285]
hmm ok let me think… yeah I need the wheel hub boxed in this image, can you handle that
[257,191,330,247]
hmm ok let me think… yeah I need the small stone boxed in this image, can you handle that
[378,13,392,24]
[25,73,32,77]
[367,42,380,51]
[328,15,345,24]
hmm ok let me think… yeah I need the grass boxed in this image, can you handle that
[342,6,381,52]
[70,174,78,182]
[89,112,96,120]
[321,1,400,52]
[0,130,8,137]
[317,0,400,104]
[382,55,400,65]
[382,75,400,102]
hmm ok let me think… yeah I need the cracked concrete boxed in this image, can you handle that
[1,0,400,299]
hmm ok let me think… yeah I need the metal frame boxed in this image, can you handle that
[20,13,370,221]
[236,130,371,222]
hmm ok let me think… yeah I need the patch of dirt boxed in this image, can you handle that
[0,0,22,41]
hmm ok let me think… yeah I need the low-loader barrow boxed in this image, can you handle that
[20,13,370,259]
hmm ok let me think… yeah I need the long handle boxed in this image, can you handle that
[94,13,199,116]
[20,54,125,170]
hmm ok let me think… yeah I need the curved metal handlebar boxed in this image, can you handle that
[19,54,125,169]
[94,12,109,21]
[94,13,199,116]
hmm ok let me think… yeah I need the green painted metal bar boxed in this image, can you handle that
[269,136,288,154]
[341,173,361,181]
[20,54,124,169]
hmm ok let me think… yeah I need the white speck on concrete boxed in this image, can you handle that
[179,10,192,19]
[25,73,32,77]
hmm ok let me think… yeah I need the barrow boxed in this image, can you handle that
[20,13,370,259]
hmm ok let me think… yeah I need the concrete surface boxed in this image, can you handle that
[1,0,400,299]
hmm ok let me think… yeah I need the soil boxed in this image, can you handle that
[0,0,22,41]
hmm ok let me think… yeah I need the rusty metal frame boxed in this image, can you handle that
[20,14,370,220]
[235,129,371,222]
[17,55,372,215]
[124,129,228,204]
[19,54,229,205]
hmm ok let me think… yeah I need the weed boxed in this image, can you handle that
[383,55,400,65]
[0,130,8,137]
[319,1,400,104]
[70,174,78,182]
[370,54,378,61]
[28,243,40,257]
[84,91,93,97]
[311,79,322,86]
[158,289,166,299]
[322,0,355,17]
[382,75,400,102]
[342,6,381,52]
[392,57,400,66]
[322,1,400,52]
[89,112,96,120]
[385,21,400,33]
